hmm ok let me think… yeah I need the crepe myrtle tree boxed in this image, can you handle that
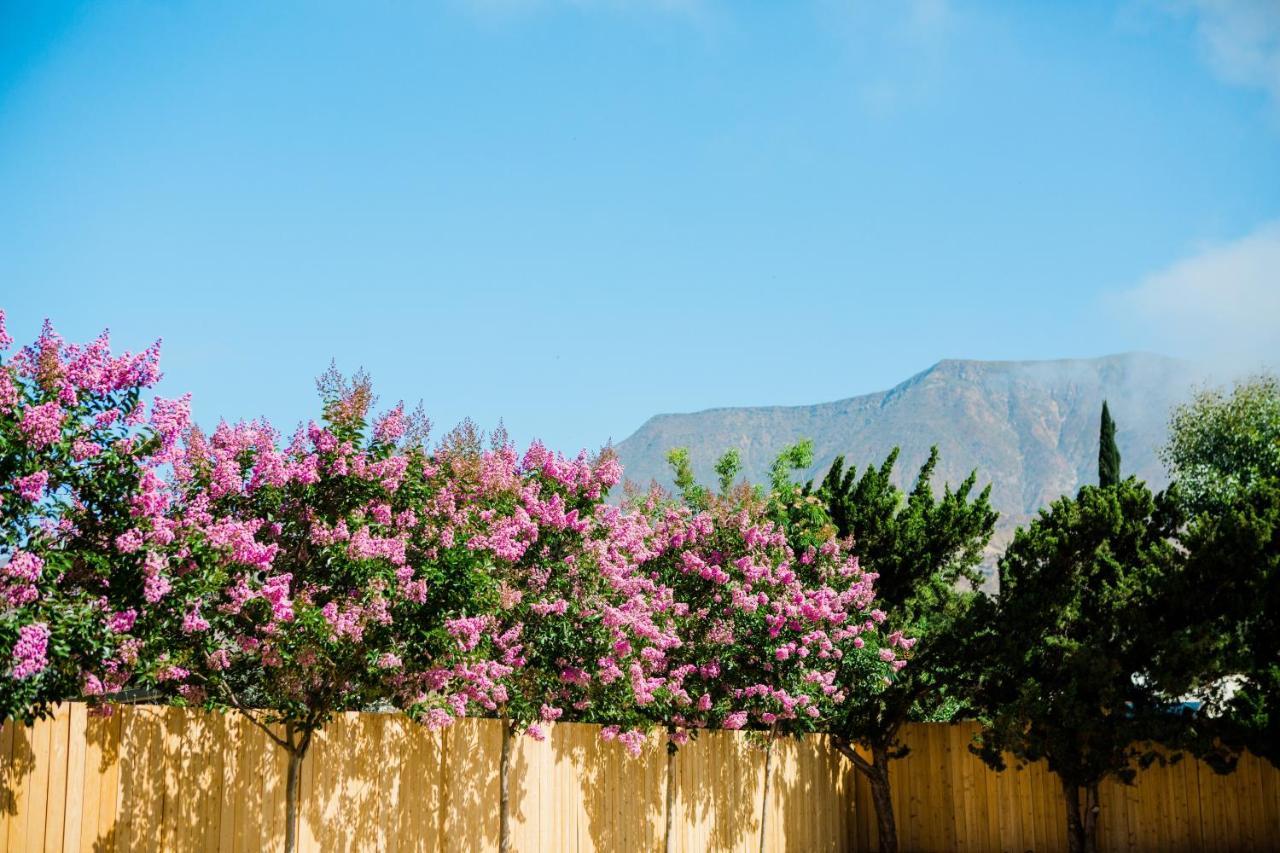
[974,480,1188,853]
[803,447,997,853]
[0,310,189,723]
[147,368,473,853]
[648,444,893,853]
[414,425,662,853]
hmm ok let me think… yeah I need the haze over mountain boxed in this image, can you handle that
[615,353,1204,558]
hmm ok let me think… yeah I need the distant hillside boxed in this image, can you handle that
[615,353,1202,563]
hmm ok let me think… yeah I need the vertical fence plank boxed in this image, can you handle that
[1,712,21,845]
[41,706,70,853]
[59,705,87,852]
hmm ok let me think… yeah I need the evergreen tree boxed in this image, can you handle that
[975,480,1187,853]
[1098,401,1121,488]
[810,447,998,853]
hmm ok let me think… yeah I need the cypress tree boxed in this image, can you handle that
[1099,401,1121,488]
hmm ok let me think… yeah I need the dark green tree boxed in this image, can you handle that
[810,447,998,853]
[1175,479,1280,767]
[1099,401,1121,488]
[974,479,1187,853]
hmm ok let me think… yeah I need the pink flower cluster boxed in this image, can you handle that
[11,623,50,679]
[2,551,43,607]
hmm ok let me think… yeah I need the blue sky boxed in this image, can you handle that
[1,0,1278,452]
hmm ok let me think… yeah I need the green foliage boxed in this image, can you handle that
[666,447,708,509]
[714,448,742,495]
[976,479,1190,790]
[769,439,813,494]
[1156,374,1280,769]
[1098,401,1121,488]
[1162,374,1280,517]
[1162,477,1280,768]
[811,446,997,749]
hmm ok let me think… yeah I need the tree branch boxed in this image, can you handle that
[216,685,291,751]
[831,736,875,776]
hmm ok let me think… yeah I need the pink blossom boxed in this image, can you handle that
[115,529,144,553]
[11,623,50,679]
[156,665,190,683]
[373,404,407,444]
[81,672,105,696]
[13,470,49,503]
[20,402,64,448]
[5,550,43,582]
[0,370,16,413]
[182,607,210,634]
[107,609,138,634]
[71,439,102,461]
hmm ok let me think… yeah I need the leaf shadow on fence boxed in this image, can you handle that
[549,725,763,852]
[89,706,237,852]
[769,734,856,853]
[382,715,450,853]
[550,723,661,851]
[686,730,770,852]
[0,717,37,817]
[440,715,500,851]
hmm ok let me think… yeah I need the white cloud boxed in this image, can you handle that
[1117,221,1280,365]
[1163,0,1280,105]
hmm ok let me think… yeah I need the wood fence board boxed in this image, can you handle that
[4,705,1280,851]
[42,705,69,853]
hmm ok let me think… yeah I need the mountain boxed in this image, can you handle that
[614,353,1203,568]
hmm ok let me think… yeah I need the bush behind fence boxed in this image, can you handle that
[1,704,1277,852]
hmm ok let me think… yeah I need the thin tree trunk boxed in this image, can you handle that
[758,723,779,853]
[664,735,677,853]
[868,746,898,853]
[500,716,514,853]
[283,724,313,853]
[1062,778,1101,853]
[285,748,304,853]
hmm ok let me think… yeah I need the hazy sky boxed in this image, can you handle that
[2,0,1278,452]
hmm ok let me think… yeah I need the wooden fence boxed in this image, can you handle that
[2,704,1277,851]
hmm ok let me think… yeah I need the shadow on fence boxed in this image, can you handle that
[3,706,1279,851]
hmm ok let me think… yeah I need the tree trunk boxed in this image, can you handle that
[831,738,898,853]
[285,748,304,853]
[868,745,898,853]
[1062,778,1101,853]
[758,723,779,853]
[500,716,514,853]
[283,725,313,853]
[664,736,677,853]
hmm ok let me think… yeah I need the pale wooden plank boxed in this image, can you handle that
[216,713,239,853]
[1,717,19,850]
[57,706,87,853]
[22,714,52,853]
[41,706,70,853]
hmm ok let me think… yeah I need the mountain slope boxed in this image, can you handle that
[615,353,1201,542]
